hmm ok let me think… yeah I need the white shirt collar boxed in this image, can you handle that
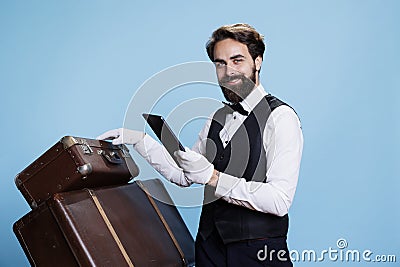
[240,84,268,113]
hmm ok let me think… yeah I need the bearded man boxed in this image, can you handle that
[98,23,303,267]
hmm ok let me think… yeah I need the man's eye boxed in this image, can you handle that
[233,59,242,64]
[215,62,225,68]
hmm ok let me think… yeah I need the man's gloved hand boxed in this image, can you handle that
[96,128,145,145]
[174,148,214,185]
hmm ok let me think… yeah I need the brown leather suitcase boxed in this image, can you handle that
[15,136,139,208]
[139,179,195,265]
[13,180,195,267]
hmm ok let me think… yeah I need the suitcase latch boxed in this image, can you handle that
[120,144,132,158]
[78,139,93,155]
[100,150,123,164]
[80,144,93,155]
[61,136,93,154]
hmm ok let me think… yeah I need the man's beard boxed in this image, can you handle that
[220,68,257,104]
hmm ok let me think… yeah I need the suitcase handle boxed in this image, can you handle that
[101,150,123,164]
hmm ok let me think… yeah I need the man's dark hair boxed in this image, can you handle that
[206,23,265,62]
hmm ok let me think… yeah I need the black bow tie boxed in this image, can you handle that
[223,102,249,116]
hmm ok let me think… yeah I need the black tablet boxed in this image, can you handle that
[142,114,186,157]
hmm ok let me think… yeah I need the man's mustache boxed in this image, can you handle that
[219,74,245,84]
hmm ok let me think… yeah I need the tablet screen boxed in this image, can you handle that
[142,114,186,158]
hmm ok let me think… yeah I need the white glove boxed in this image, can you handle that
[96,128,145,145]
[174,148,214,185]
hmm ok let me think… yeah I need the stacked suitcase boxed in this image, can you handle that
[13,136,195,266]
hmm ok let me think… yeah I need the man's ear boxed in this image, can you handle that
[255,56,262,71]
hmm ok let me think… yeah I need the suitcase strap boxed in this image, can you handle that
[137,180,187,266]
[88,189,135,267]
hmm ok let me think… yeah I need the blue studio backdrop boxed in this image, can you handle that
[1,1,399,266]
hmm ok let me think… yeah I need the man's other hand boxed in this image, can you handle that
[174,148,214,185]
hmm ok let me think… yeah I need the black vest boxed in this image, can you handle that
[199,94,292,244]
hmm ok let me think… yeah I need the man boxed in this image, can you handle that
[98,23,303,266]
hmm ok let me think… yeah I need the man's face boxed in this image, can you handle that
[213,38,261,103]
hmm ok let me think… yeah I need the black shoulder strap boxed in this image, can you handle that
[265,94,287,111]
[265,94,298,118]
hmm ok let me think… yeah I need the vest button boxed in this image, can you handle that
[219,155,224,160]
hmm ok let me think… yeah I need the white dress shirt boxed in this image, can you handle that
[134,84,303,217]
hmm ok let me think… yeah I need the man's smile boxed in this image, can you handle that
[225,78,242,85]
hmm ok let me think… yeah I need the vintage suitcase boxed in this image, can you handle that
[13,179,195,267]
[139,179,195,265]
[15,136,139,208]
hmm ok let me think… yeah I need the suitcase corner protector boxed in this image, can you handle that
[60,136,79,149]
[14,174,22,186]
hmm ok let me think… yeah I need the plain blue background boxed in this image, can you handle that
[1,1,399,266]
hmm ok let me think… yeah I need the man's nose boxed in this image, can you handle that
[225,63,238,76]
